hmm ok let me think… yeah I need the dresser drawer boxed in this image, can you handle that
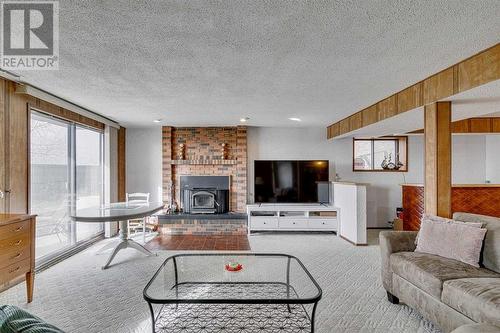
[0,258,30,285]
[0,220,30,241]
[0,245,30,269]
[251,217,278,229]
[0,233,30,253]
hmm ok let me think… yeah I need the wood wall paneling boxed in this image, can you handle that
[339,118,350,135]
[423,67,455,105]
[349,112,363,131]
[403,185,500,231]
[0,79,5,213]
[451,119,470,133]
[469,118,491,133]
[402,185,424,231]
[412,117,500,134]
[458,44,500,92]
[492,118,500,132]
[25,85,105,130]
[452,187,500,219]
[117,127,126,202]
[397,83,422,114]
[361,105,378,127]
[7,82,29,214]
[424,101,452,218]
[331,123,340,138]
[377,95,397,121]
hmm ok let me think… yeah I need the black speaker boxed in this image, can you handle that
[317,182,330,204]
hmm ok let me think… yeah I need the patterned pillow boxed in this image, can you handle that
[0,305,64,333]
[415,217,487,267]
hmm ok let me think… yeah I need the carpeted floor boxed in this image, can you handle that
[0,231,440,333]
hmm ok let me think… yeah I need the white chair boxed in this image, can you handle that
[126,192,151,243]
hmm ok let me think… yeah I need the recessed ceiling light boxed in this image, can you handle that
[288,117,301,122]
[153,119,162,123]
[240,117,250,123]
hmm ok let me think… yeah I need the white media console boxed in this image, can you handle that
[246,182,367,245]
[246,204,338,234]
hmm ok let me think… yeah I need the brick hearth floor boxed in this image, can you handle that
[145,235,251,251]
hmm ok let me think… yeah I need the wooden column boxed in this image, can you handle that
[424,101,452,218]
[117,127,126,202]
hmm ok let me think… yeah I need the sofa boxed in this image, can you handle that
[380,212,500,333]
[0,305,64,332]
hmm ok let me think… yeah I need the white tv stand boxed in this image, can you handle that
[246,204,338,234]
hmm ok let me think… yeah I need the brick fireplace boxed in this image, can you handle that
[162,126,247,213]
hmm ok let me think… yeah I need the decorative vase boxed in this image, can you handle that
[221,143,228,160]
[178,143,185,160]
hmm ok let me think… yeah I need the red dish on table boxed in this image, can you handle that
[225,263,243,272]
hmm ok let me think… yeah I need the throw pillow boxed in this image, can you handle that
[415,214,483,244]
[415,217,487,267]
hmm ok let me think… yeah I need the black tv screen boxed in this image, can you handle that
[254,160,329,203]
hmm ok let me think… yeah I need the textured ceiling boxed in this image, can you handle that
[9,0,500,127]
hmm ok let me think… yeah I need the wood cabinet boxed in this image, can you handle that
[0,214,36,302]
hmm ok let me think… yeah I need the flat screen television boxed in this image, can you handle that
[254,160,329,203]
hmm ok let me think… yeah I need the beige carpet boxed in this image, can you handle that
[0,231,440,333]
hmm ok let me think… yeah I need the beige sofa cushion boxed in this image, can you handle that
[390,252,499,299]
[451,323,500,333]
[454,213,500,273]
[443,278,500,328]
[415,217,487,267]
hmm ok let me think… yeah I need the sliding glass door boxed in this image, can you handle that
[75,126,104,242]
[31,111,104,262]
[31,113,72,258]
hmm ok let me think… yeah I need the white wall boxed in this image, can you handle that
[247,127,333,202]
[452,135,487,184]
[486,135,500,183]
[126,127,163,203]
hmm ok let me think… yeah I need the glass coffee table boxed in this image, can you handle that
[143,253,322,333]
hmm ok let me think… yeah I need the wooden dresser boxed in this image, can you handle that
[0,214,36,303]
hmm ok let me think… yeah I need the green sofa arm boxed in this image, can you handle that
[379,231,418,294]
[0,305,64,333]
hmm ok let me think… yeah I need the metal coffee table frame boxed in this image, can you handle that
[143,253,322,333]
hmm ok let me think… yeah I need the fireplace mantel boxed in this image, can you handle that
[170,159,238,165]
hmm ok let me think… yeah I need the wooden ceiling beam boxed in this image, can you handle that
[408,117,500,134]
[327,43,500,139]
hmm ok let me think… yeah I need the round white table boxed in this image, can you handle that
[71,202,165,269]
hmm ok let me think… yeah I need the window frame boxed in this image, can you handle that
[352,136,408,172]
[30,109,105,267]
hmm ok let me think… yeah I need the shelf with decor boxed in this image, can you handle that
[170,159,238,165]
